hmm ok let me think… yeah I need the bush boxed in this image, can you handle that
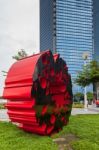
[73,103,84,108]
[73,92,84,102]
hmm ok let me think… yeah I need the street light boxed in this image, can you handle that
[82,52,89,110]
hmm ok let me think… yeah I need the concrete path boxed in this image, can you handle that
[71,108,99,115]
[0,99,7,104]
[0,109,9,121]
[88,104,99,112]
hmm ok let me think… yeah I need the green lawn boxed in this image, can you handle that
[0,114,99,150]
[54,114,99,150]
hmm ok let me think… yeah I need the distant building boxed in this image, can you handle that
[40,0,93,93]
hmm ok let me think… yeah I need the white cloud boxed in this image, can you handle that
[0,0,40,95]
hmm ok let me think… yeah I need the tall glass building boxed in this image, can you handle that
[93,0,99,99]
[40,0,93,92]
[93,0,99,62]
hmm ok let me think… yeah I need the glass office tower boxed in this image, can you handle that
[93,0,99,99]
[93,0,99,62]
[40,0,93,92]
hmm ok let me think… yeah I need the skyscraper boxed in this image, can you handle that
[40,0,93,92]
[93,0,99,62]
[93,0,99,99]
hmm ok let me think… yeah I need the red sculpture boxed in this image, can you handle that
[3,50,73,135]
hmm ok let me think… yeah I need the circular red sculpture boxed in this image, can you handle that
[3,50,73,135]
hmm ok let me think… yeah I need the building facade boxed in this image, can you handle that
[93,0,99,62]
[40,0,93,93]
[93,0,99,99]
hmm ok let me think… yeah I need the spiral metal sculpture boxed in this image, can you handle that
[3,50,73,135]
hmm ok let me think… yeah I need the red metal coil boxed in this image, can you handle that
[3,50,73,135]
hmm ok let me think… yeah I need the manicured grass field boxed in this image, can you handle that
[54,114,99,150]
[0,122,57,150]
[0,114,99,150]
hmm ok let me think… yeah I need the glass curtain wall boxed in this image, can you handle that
[55,0,93,92]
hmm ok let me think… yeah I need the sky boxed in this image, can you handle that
[0,0,39,95]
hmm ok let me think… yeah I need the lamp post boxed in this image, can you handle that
[82,52,89,110]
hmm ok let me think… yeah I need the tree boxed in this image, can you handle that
[89,60,99,83]
[73,92,84,102]
[12,49,28,60]
[75,60,99,87]
[75,60,99,108]
[87,92,93,104]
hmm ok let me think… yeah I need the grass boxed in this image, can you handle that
[0,114,99,150]
[53,114,99,150]
[0,122,57,150]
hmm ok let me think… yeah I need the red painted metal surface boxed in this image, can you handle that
[3,50,73,135]
[3,51,49,99]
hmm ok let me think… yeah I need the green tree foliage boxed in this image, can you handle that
[12,49,28,60]
[73,92,84,102]
[75,60,99,87]
[89,61,99,83]
[87,92,93,102]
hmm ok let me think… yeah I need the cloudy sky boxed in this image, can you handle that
[0,0,39,95]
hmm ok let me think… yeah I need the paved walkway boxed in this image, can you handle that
[71,108,99,115]
[72,105,99,115]
[0,106,99,122]
[88,104,99,112]
[0,109,9,121]
[0,99,7,104]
